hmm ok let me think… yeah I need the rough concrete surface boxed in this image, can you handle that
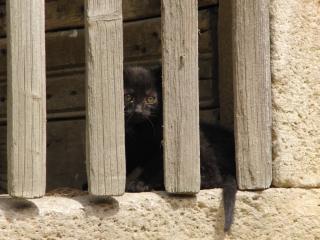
[0,189,318,239]
[270,0,320,187]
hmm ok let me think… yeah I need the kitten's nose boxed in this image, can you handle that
[135,105,143,113]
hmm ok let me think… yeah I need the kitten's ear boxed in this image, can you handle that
[150,64,162,79]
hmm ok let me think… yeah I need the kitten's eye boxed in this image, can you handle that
[145,96,156,104]
[125,94,134,103]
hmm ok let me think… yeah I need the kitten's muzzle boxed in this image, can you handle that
[135,105,143,114]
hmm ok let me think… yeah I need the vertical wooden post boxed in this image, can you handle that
[85,0,126,196]
[7,0,46,198]
[162,0,200,194]
[232,0,272,189]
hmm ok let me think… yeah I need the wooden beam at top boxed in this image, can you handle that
[7,0,47,198]
[231,0,272,189]
[85,0,126,196]
[162,0,200,194]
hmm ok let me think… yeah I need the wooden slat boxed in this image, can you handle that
[200,108,220,124]
[0,0,218,36]
[85,0,125,196]
[7,0,46,198]
[0,108,219,191]
[0,9,214,75]
[162,0,200,194]
[0,72,216,121]
[0,120,87,191]
[232,0,272,189]
[218,0,234,130]
[46,120,86,191]
[0,9,217,120]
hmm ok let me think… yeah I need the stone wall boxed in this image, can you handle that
[0,189,319,239]
[271,0,320,187]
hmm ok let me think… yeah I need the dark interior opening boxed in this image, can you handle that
[0,1,224,193]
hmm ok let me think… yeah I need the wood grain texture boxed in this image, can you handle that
[162,0,200,194]
[0,0,218,36]
[7,0,46,198]
[0,72,216,121]
[0,8,217,121]
[0,120,87,191]
[0,9,214,75]
[46,120,86,191]
[0,113,219,192]
[85,0,125,196]
[232,0,272,189]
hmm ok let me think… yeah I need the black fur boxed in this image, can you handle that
[123,65,237,231]
[200,122,237,231]
[124,66,164,192]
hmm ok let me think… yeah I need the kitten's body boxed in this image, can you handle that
[124,66,237,231]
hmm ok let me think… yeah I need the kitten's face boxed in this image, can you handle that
[124,66,162,124]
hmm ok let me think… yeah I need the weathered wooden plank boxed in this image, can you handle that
[0,9,214,75]
[7,0,46,198]
[200,108,220,124]
[0,72,216,121]
[208,7,219,116]
[232,0,272,189]
[0,111,219,191]
[218,0,234,130]
[162,0,200,194]
[0,0,217,36]
[0,108,219,191]
[46,120,86,191]
[123,0,217,22]
[0,9,216,120]
[85,0,126,196]
[0,120,87,191]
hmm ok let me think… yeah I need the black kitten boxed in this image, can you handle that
[124,65,237,232]
[124,66,164,192]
